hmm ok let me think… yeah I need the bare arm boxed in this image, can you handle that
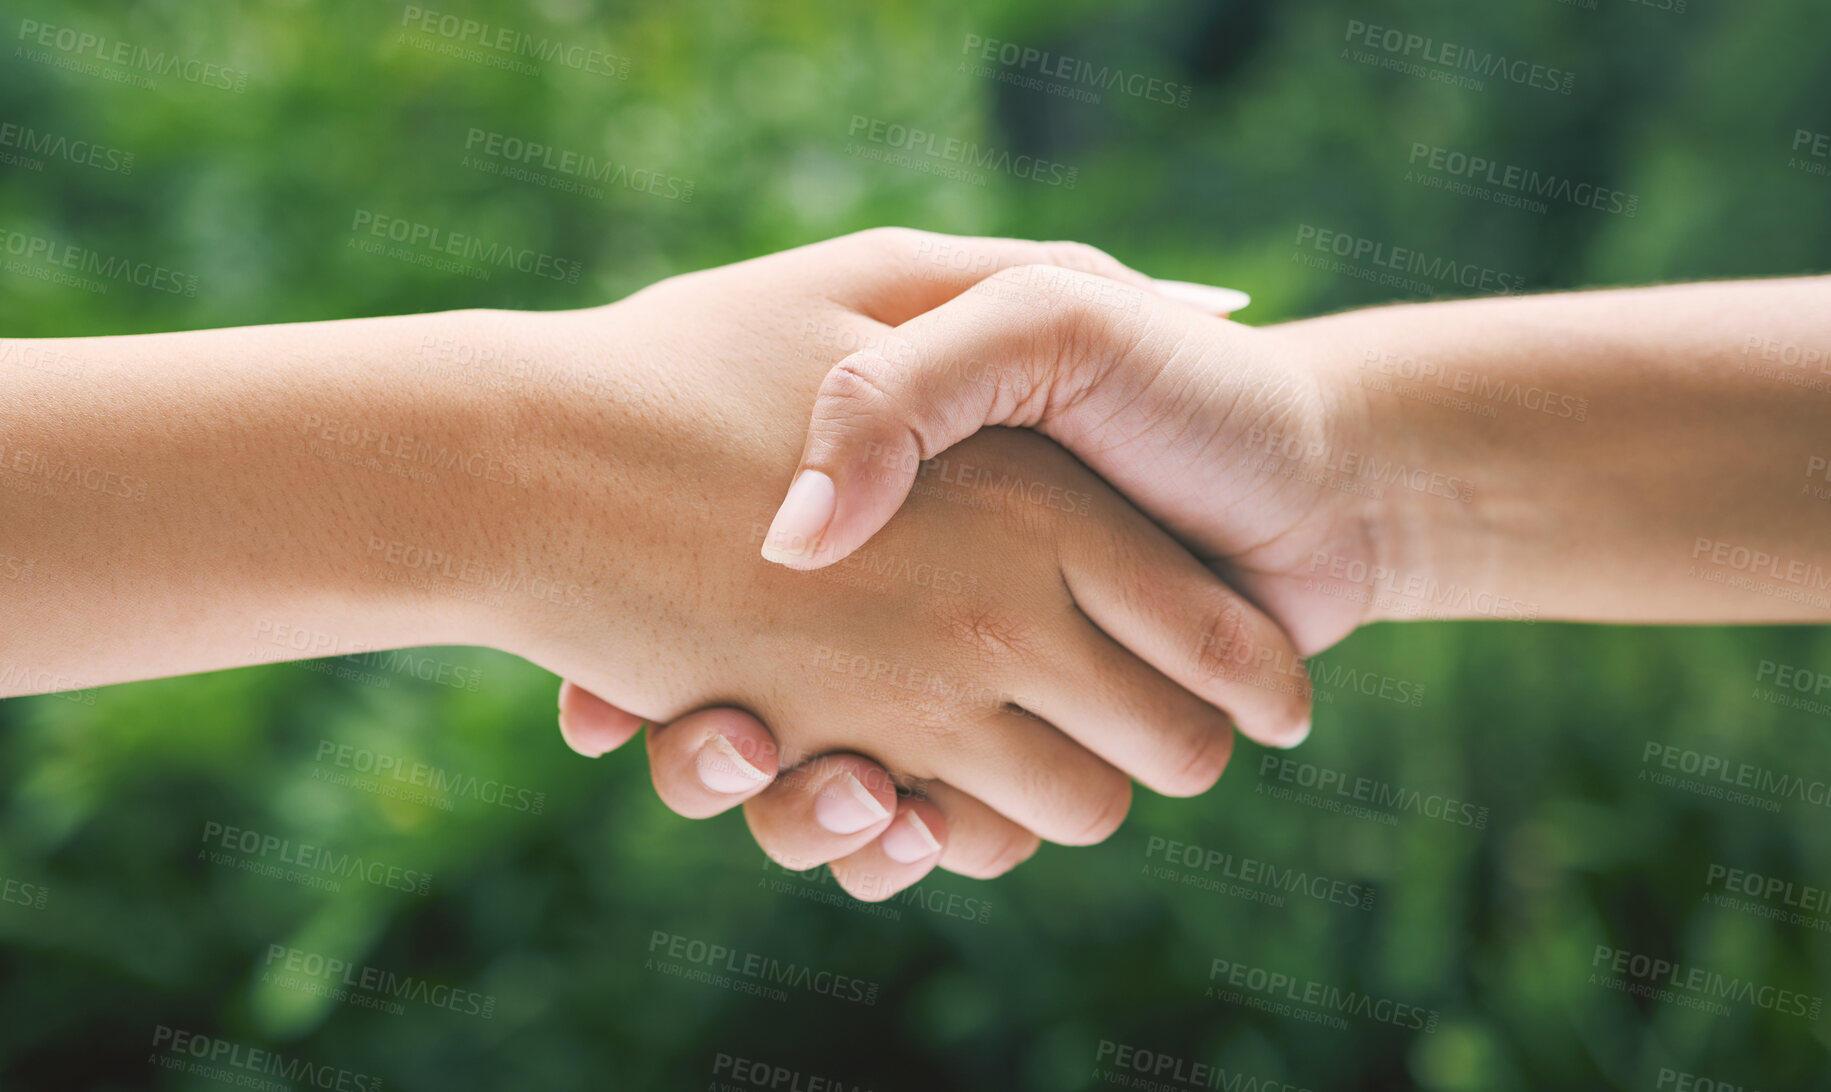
[1285,276,1831,624]
[773,265,1831,650]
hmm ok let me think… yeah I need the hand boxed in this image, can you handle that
[761,239,1375,656]
[490,230,1311,897]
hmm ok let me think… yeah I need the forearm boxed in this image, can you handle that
[0,309,569,693]
[1277,276,1831,624]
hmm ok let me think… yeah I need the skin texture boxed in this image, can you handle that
[0,230,1310,902]
[769,260,1831,653]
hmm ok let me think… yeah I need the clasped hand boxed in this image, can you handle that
[542,229,1322,901]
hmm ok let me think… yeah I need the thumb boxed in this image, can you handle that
[759,269,1246,569]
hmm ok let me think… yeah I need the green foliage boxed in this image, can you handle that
[3,0,1830,1088]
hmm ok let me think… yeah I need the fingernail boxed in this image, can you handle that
[879,810,943,863]
[1281,718,1311,749]
[1152,279,1251,316]
[814,770,891,834]
[695,732,771,794]
[760,469,835,566]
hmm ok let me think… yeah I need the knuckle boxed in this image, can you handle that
[1043,239,1125,278]
[1159,723,1234,798]
[1194,597,1257,684]
[952,828,1040,879]
[754,835,833,874]
[1062,776,1132,846]
[821,353,904,406]
[832,863,902,902]
[814,355,930,449]
[983,262,1051,297]
[927,598,1041,669]
[854,225,924,256]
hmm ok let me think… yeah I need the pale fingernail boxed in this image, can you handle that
[695,732,771,794]
[1152,279,1251,316]
[879,810,943,863]
[760,469,835,566]
[814,770,891,834]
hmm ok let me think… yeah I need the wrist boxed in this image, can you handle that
[1260,311,1462,626]
[320,307,595,656]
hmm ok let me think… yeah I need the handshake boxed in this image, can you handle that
[9,227,1820,904]
[533,227,1435,901]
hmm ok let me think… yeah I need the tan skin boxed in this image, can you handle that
[770,260,1831,641]
[0,230,1310,903]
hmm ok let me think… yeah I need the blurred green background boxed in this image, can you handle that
[4,0,1831,1088]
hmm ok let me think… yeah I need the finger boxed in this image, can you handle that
[1152,279,1251,317]
[556,679,647,757]
[1018,619,1238,799]
[920,781,1041,880]
[644,708,779,819]
[828,797,947,902]
[759,264,1182,570]
[743,753,898,870]
[813,227,1158,325]
[922,709,1133,847]
[1058,498,1312,750]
